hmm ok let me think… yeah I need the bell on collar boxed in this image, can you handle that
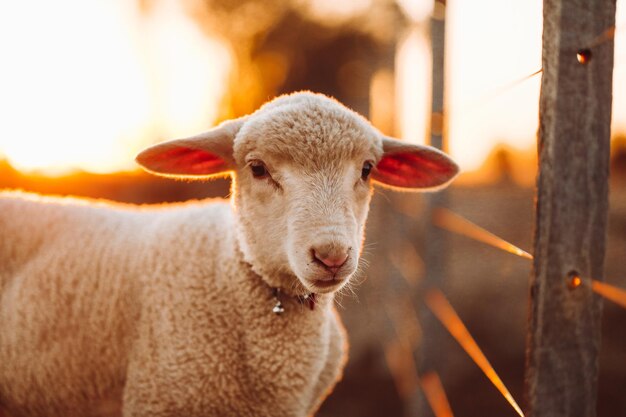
[272,300,285,315]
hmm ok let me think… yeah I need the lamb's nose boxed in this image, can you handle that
[312,248,349,274]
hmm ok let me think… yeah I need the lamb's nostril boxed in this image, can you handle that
[312,249,349,273]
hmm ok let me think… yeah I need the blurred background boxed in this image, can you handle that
[1,0,625,415]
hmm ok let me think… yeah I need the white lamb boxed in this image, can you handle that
[0,92,458,417]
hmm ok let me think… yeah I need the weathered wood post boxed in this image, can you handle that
[525,1,615,416]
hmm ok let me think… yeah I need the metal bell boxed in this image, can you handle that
[272,301,285,315]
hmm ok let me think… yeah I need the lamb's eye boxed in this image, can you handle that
[250,161,268,179]
[361,161,373,180]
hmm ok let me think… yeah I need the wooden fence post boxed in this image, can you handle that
[416,1,448,416]
[525,1,615,416]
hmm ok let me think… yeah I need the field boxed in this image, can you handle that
[2,165,624,416]
[319,182,626,417]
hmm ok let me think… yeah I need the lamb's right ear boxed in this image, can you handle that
[136,118,245,179]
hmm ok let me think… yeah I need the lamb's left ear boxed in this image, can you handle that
[372,137,460,190]
[136,118,246,179]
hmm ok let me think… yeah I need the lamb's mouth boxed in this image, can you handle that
[307,278,346,293]
[314,278,342,287]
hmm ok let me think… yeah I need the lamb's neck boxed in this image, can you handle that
[239,260,335,315]
[224,230,334,318]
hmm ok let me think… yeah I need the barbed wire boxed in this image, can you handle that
[447,20,624,117]
[382,18,625,417]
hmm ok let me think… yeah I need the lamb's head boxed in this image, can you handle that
[136,92,459,295]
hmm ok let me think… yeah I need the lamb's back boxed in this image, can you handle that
[0,191,234,416]
[0,191,233,284]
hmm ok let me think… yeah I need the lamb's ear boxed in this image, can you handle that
[136,118,245,179]
[372,137,460,191]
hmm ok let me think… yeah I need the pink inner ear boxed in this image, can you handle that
[145,146,227,176]
[375,151,457,188]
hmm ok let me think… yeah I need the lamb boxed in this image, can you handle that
[0,92,459,417]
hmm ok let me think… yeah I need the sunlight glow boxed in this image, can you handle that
[397,26,431,145]
[302,0,373,23]
[394,0,626,174]
[433,208,533,260]
[3,0,625,176]
[610,0,626,135]
[568,274,583,289]
[396,0,434,23]
[420,372,455,417]
[435,210,626,311]
[446,0,543,172]
[425,289,525,417]
[591,280,626,309]
[569,274,626,311]
[0,0,231,175]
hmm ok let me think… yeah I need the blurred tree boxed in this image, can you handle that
[184,0,407,117]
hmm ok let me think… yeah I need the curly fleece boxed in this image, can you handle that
[0,195,346,417]
[0,92,458,417]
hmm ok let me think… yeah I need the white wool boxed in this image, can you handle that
[0,92,458,417]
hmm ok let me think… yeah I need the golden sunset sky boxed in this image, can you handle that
[0,0,624,174]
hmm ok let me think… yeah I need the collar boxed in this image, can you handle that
[271,288,317,315]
